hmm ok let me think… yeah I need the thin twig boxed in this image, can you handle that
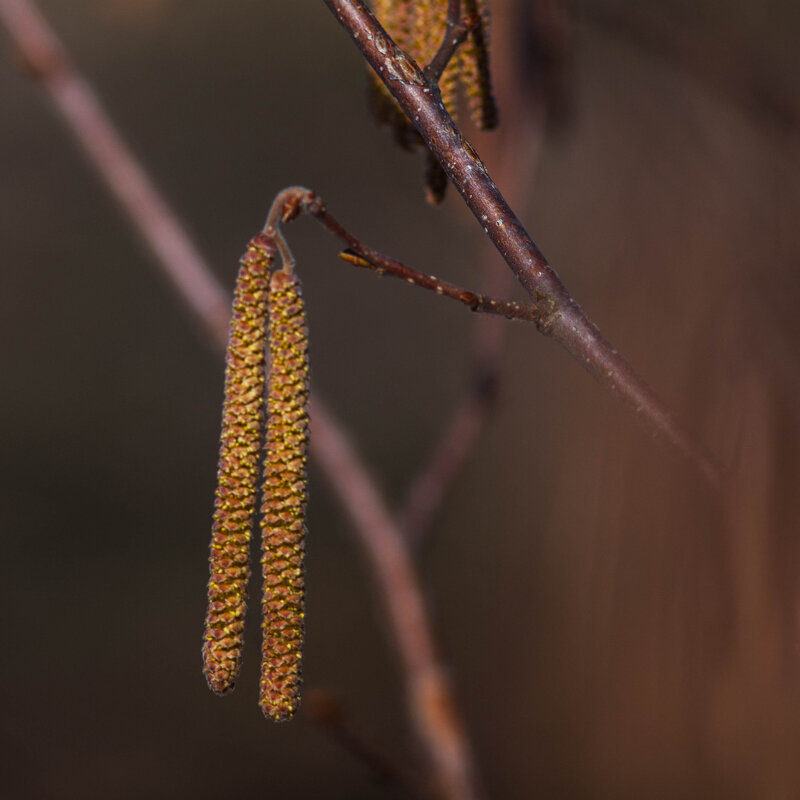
[424,0,468,84]
[303,689,428,798]
[339,248,538,322]
[261,186,544,324]
[0,3,480,799]
[322,0,723,489]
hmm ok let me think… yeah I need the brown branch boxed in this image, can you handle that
[322,0,723,489]
[259,186,545,325]
[0,3,480,798]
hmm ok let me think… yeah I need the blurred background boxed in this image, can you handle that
[1,0,799,797]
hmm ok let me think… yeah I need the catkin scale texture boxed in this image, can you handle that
[462,0,498,130]
[202,238,272,695]
[259,270,309,721]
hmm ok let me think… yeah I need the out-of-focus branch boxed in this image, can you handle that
[398,363,498,542]
[0,0,231,346]
[310,401,480,800]
[323,0,723,489]
[0,3,479,798]
[303,689,428,798]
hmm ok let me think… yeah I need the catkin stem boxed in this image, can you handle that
[259,269,310,721]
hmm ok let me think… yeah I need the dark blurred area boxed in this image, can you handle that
[2,0,799,797]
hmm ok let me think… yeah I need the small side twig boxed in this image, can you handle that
[338,248,539,323]
[424,0,468,84]
[303,689,428,798]
[262,186,544,325]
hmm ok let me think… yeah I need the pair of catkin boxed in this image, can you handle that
[202,234,309,722]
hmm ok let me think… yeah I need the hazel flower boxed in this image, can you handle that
[259,269,310,721]
[202,235,274,695]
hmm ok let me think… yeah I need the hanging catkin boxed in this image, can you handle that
[259,269,310,721]
[202,235,273,695]
[461,0,498,130]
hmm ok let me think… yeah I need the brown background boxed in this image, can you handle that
[1,1,799,797]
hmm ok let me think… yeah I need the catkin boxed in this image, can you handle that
[368,1,498,202]
[202,236,273,695]
[461,0,498,130]
[259,269,310,721]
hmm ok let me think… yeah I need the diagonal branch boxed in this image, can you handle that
[322,0,723,489]
[0,0,231,347]
[302,689,428,798]
[310,400,480,800]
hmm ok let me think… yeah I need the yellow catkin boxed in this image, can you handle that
[425,151,449,205]
[202,235,273,695]
[259,269,310,721]
[461,0,498,130]
[440,51,461,120]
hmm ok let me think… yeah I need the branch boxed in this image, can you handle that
[0,0,231,346]
[303,689,427,798]
[398,361,498,543]
[0,3,480,798]
[260,185,542,324]
[322,0,723,489]
[424,0,468,84]
[310,401,480,800]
